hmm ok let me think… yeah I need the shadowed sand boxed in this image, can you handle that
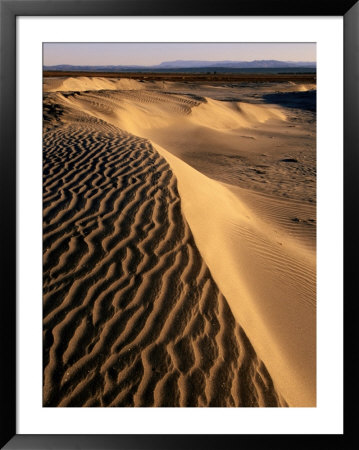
[43,76,316,407]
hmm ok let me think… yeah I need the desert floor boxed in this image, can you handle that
[43,76,316,407]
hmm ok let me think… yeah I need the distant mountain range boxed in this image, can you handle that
[44,60,316,71]
[155,60,316,69]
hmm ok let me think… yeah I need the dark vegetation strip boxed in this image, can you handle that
[43,71,316,83]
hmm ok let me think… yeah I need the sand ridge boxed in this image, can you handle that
[43,108,287,407]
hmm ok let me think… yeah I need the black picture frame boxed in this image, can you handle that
[1,0,357,448]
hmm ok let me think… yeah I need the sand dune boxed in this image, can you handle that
[43,77,316,407]
[43,116,287,407]
[43,76,147,93]
[45,83,315,202]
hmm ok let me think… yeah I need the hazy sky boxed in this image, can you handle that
[43,43,316,66]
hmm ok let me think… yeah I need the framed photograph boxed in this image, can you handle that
[1,0,356,448]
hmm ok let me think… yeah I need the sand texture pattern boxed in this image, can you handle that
[43,77,316,407]
[43,115,286,407]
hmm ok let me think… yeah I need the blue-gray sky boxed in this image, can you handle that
[43,43,316,66]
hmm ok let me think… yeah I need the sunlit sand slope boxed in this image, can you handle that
[43,108,286,407]
[153,144,315,408]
